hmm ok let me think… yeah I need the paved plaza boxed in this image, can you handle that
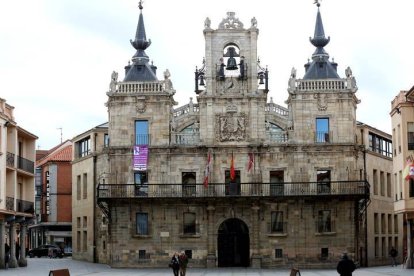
[0,258,412,276]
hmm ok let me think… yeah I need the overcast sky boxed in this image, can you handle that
[1,0,413,149]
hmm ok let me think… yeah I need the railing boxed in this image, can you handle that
[116,81,164,93]
[97,181,369,199]
[6,196,14,210]
[267,132,288,143]
[16,199,34,213]
[18,155,34,173]
[295,79,347,91]
[172,133,200,145]
[265,103,289,117]
[268,222,288,234]
[316,220,336,233]
[6,152,15,167]
[315,131,332,143]
[173,103,200,119]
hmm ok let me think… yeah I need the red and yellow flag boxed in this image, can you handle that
[230,153,235,181]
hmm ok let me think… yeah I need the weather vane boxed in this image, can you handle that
[314,0,322,7]
[138,0,144,9]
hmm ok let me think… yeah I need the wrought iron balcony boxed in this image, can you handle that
[97,181,369,200]
[6,152,15,167]
[17,155,34,173]
[16,199,34,214]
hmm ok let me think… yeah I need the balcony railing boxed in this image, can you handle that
[6,196,14,210]
[18,155,34,173]
[97,181,369,199]
[16,199,34,213]
[315,131,331,143]
[6,152,15,167]
[172,133,200,145]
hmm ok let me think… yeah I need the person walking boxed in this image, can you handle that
[4,243,10,269]
[337,253,356,276]
[170,252,180,276]
[179,251,189,276]
[389,246,398,267]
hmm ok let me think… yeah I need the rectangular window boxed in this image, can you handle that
[182,172,196,197]
[138,250,147,259]
[317,210,331,233]
[368,132,393,157]
[83,216,87,228]
[134,172,148,196]
[375,237,379,257]
[394,215,398,233]
[382,237,386,257]
[183,212,196,234]
[83,231,87,252]
[374,213,379,234]
[275,248,283,258]
[77,217,81,228]
[388,214,392,234]
[77,231,81,252]
[77,137,91,158]
[317,170,331,194]
[77,175,81,200]
[373,169,378,195]
[381,213,385,234]
[185,250,192,259]
[271,211,284,233]
[387,173,391,197]
[104,134,109,147]
[410,179,414,198]
[135,120,149,145]
[136,213,149,235]
[380,171,385,196]
[225,170,241,196]
[408,122,414,150]
[270,170,284,196]
[321,248,329,260]
[316,118,329,143]
[83,173,87,199]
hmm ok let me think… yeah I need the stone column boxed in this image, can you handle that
[0,220,5,269]
[8,222,17,268]
[18,223,27,267]
[250,205,262,268]
[206,205,216,268]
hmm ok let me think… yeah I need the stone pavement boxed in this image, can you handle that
[0,258,412,276]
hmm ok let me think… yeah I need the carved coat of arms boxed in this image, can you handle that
[216,113,247,142]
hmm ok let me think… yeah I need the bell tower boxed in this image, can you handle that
[195,12,269,145]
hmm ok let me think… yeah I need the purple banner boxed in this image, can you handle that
[133,145,148,171]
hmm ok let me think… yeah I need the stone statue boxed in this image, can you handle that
[345,66,352,78]
[251,17,257,28]
[288,67,297,90]
[345,66,357,90]
[204,17,211,29]
[109,71,118,92]
[164,69,174,92]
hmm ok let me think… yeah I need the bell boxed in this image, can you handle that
[224,47,239,70]
[259,73,264,85]
[226,57,238,70]
[199,74,205,86]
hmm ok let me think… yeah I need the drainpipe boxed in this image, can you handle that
[363,147,368,267]
[93,133,97,263]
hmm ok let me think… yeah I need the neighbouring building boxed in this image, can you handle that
[0,98,37,269]
[356,123,399,266]
[72,3,395,268]
[71,123,108,262]
[29,140,73,255]
[390,88,414,268]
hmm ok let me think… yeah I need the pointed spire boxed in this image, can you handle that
[303,2,339,80]
[124,1,158,82]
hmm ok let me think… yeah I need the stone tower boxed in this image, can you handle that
[196,12,268,145]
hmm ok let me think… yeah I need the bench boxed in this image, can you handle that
[48,268,70,276]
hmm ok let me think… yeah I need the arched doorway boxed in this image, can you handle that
[217,218,250,267]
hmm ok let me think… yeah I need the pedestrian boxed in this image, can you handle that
[336,253,356,276]
[179,251,189,276]
[4,243,10,269]
[170,252,180,276]
[389,246,398,267]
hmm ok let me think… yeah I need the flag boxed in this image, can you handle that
[230,152,235,181]
[203,152,211,187]
[247,152,254,173]
[403,159,414,180]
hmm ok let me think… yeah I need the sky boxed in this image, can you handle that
[1,0,414,149]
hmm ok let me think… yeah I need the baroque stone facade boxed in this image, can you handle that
[71,4,392,269]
